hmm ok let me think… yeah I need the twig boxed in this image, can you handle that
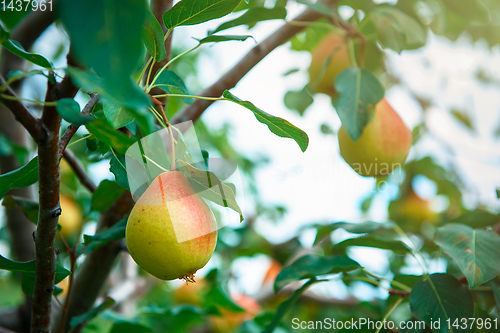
[0,75,48,144]
[31,72,62,333]
[62,149,97,193]
[171,3,334,125]
[59,94,99,157]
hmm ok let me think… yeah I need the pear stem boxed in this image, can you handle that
[152,97,176,171]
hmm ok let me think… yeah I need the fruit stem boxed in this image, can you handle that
[152,97,176,171]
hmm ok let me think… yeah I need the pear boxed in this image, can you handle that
[338,98,412,177]
[59,195,83,238]
[389,189,438,228]
[126,171,217,281]
[308,33,352,96]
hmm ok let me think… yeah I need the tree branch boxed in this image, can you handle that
[0,76,48,144]
[31,74,62,333]
[171,5,330,125]
[52,192,135,333]
[59,93,99,156]
[62,149,97,193]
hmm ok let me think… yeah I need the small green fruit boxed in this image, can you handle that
[126,171,217,281]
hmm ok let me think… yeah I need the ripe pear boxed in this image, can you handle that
[308,33,351,96]
[338,98,412,177]
[59,195,83,238]
[126,171,218,281]
[389,189,438,228]
[210,294,262,333]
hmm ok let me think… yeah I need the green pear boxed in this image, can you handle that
[126,171,217,281]
[338,98,412,177]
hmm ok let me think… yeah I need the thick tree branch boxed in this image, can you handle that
[31,74,62,333]
[0,76,48,144]
[62,149,97,193]
[52,192,135,333]
[59,93,99,156]
[171,5,329,125]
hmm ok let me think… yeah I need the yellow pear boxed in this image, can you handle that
[308,33,352,96]
[59,195,83,238]
[389,189,438,227]
[126,171,217,281]
[338,98,412,177]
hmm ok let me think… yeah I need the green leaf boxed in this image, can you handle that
[435,223,500,289]
[163,0,241,29]
[274,254,360,291]
[142,10,167,62]
[263,279,318,333]
[210,6,287,34]
[0,156,38,199]
[410,273,474,333]
[449,211,499,229]
[56,98,94,126]
[296,0,334,16]
[103,103,135,129]
[177,160,243,222]
[333,235,411,255]
[284,87,314,116]
[0,254,70,296]
[442,0,489,24]
[86,119,136,155]
[1,195,39,224]
[333,67,385,141]
[223,90,309,152]
[451,109,474,132]
[109,322,152,333]
[196,34,254,44]
[60,0,150,109]
[153,70,193,104]
[69,297,115,328]
[109,154,130,191]
[91,180,126,212]
[368,6,426,53]
[204,284,245,312]
[2,40,53,68]
[82,219,127,254]
[0,24,10,43]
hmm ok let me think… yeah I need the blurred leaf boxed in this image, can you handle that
[109,154,130,191]
[284,87,314,116]
[0,254,70,296]
[449,210,499,228]
[319,123,335,135]
[197,34,254,44]
[263,279,317,333]
[142,10,167,62]
[70,297,115,328]
[109,322,152,333]
[103,103,135,129]
[0,156,38,199]
[283,68,300,76]
[86,119,136,155]
[91,180,126,212]
[442,0,489,24]
[223,90,309,152]
[204,284,245,312]
[333,235,411,254]
[312,221,396,245]
[153,70,193,104]
[333,67,384,141]
[0,24,9,43]
[81,219,127,254]
[2,195,38,223]
[410,273,474,333]
[497,188,499,199]
[56,98,94,126]
[451,109,474,131]
[210,6,287,33]
[163,0,241,29]
[2,40,52,68]
[367,6,426,53]
[274,254,360,291]
[60,0,150,109]
[296,0,334,16]
[435,223,500,289]
[177,160,243,222]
